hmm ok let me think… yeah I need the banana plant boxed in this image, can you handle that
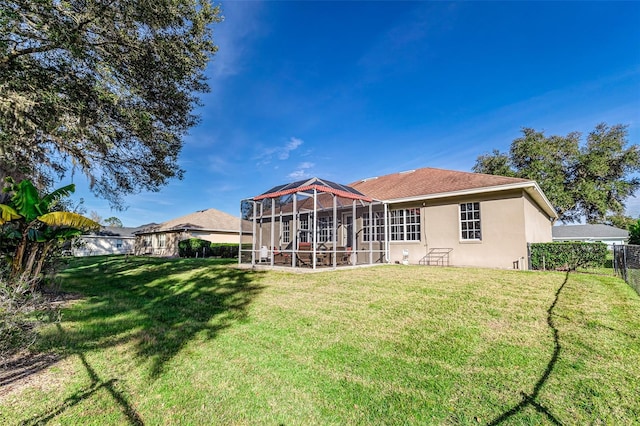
[0,178,99,284]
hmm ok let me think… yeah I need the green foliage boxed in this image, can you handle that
[178,240,247,258]
[178,238,211,258]
[0,178,99,284]
[473,149,516,177]
[629,219,640,245]
[0,272,57,358]
[103,216,123,227]
[0,0,222,208]
[210,243,251,259]
[473,123,640,223]
[605,213,637,230]
[529,242,608,270]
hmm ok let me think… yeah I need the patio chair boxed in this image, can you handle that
[273,246,291,264]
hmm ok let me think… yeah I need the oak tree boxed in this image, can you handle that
[0,0,221,208]
[473,123,640,223]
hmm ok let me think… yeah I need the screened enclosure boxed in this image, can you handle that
[239,177,388,270]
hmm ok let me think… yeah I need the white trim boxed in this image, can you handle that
[459,201,482,241]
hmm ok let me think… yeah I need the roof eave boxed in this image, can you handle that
[381,181,558,219]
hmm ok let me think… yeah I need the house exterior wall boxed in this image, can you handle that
[189,230,252,244]
[523,192,554,244]
[135,230,249,256]
[247,189,553,269]
[73,236,135,256]
[134,232,182,256]
[385,189,552,269]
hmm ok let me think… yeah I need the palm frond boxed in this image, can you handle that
[51,228,83,241]
[0,204,22,224]
[41,184,76,207]
[38,212,100,231]
[11,180,41,221]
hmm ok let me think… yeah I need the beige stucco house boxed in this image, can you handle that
[242,167,557,269]
[135,208,252,257]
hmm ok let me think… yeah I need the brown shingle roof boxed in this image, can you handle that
[349,167,531,201]
[136,208,252,234]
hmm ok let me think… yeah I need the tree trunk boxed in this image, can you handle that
[11,231,30,278]
[23,242,40,281]
[33,242,53,281]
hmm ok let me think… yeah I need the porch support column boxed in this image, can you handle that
[277,209,282,266]
[292,193,298,268]
[251,201,257,266]
[312,188,317,269]
[258,201,264,257]
[270,198,275,266]
[384,202,389,263]
[238,200,244,266]
[352,199,357,265]
[369,202,373,265]
[332,194,337,269]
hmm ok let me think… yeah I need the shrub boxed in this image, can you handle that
[0,274,58,359]
[210,243,244,258]
[529,242,608,270]
[629,219,640,245]
[178,238,212,258]
[178,240,250,258]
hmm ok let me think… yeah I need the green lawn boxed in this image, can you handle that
[1,256,639,425]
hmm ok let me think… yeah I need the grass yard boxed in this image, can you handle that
[1,256,639,425]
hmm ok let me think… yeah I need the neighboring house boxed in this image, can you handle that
[552,224,629,248]
[243,167,558,269]
[134,208,253,257]
[73,226,143,256]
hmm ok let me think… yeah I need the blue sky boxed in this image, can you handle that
[71,1,640,226]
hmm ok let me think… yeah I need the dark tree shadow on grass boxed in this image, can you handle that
[487,271,570,426]
[15,257,266,425]
[21,328,143,426]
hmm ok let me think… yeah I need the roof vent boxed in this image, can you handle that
[361,176,378,182]
[399,169,416,174]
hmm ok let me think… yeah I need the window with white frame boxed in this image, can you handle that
[299,215,309,243]
[363,212,386,241]
[460,202,481,240]
[282,220,290,243]
[317,216,333,242]
[390,208,420,241]
[143,235,152,248]
[158,234,166,248]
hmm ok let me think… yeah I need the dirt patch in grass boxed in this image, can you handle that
[0,351,63,397]
[0,292,83,399]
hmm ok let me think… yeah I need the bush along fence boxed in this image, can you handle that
[178,239,251,259]
[613,244,640,296]
[528,242,608,271]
